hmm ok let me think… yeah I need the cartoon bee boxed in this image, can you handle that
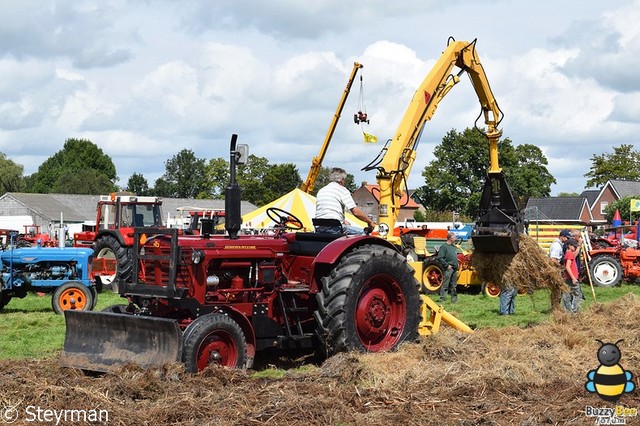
[585,339,635,402]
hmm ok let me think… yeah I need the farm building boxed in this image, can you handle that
[0,192,257,236]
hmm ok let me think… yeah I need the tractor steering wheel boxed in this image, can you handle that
[266,207,304,231]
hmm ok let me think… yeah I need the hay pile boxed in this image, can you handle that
[1,294,639,425]
[472,234,568,306]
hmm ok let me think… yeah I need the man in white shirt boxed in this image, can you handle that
[315,167,376,235]
[549,229,571,265]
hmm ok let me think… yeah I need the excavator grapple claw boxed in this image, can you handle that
[471,172,523,254]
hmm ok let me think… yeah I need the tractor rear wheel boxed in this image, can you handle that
[315,244,420,358]
[422,258,444,293]
[51,282,94,315]
[590,255,623,287]
[182,314,247,372]
[94,234,132,293]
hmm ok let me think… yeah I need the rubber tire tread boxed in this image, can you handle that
[589,255,623,287]
[94,234,133,289]
[182,314,247,373]
[0,292,10,311]
[51,281,94,315]
[314,244,420,358]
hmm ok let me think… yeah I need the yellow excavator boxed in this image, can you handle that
[363,38,524,326]
[300,62,363,194]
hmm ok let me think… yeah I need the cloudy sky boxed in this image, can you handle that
[0,0,637,198]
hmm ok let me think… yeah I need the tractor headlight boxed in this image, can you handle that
[192,250,204,264]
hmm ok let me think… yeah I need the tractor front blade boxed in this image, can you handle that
[59,310,182,373]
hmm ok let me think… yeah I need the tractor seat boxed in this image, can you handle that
[288,231,343,256]
[312,218,343,234]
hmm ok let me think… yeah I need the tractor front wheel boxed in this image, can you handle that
[422,258,444,293]
[51,282,94,315]
[315,244,420,358]
[590,255,623,287]
[482,282,501,297]
[94,234,132,293]
[182,314,247,372]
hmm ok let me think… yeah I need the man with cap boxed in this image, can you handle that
[549,229,571,265]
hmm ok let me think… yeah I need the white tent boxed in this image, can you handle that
[241,188,367,232]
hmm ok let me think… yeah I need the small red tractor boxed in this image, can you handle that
[73,193,164,292]
[587,245,640,288]
[60,135,512,373]
[16,225,57,248]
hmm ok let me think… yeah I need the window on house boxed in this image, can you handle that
[600,201,608,215]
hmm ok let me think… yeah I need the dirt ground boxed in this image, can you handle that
[1,294,639,426]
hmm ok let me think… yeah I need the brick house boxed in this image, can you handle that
[351,183,419,223]
[524,196,593,226]
[587,180,640,224]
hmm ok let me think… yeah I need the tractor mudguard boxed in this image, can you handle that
[312,235,397,266]
[59,310,182,373]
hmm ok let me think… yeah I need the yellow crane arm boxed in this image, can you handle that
[368,39,505,244]
[300,62,363,193]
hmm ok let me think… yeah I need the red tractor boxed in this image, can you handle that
[73,193,164,292]
[587,245,640,288]
[61,135,478,373]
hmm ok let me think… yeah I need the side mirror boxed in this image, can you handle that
[236,144,249,165]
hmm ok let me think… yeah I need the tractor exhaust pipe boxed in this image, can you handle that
[225,134,242,240]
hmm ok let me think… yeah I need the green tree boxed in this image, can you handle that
[126,172,150,195]
[584,144,640,188]
[52,169,117,194]
[417,128,555,217]
[309,166,357,196]
[203,157,230,198]
[557,192,580,197]
[0,153,25,193]
[158,149,207,198]
[237,155,271,205]
[27,138,117,194]
[260,163,302,205]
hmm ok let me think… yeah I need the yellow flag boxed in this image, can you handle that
[631,199,640,212]
[363,132,378,143]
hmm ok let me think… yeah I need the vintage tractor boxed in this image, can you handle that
[74,193,164,292]
[0,236,96,314]
[587,245,640,288]
[60,135,471,373]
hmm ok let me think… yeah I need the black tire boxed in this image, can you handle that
[422,258,444,294]
[315,244,420,358]
[0,292,11,312]
[94,234,132,293]
[101,304,130,313]
[89,286,98,310]
[51,282,94,315]
[589,255,623,287]
[182,314,247,373]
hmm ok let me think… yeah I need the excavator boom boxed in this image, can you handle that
[300,62,363,194]
[364,38,522,253]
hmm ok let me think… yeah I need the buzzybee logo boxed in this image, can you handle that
[585,339,635,402]
[0,405,19,423]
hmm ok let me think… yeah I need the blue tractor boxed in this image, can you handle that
[0,234,96,314]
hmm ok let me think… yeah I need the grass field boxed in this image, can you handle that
[1,282,640,360]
